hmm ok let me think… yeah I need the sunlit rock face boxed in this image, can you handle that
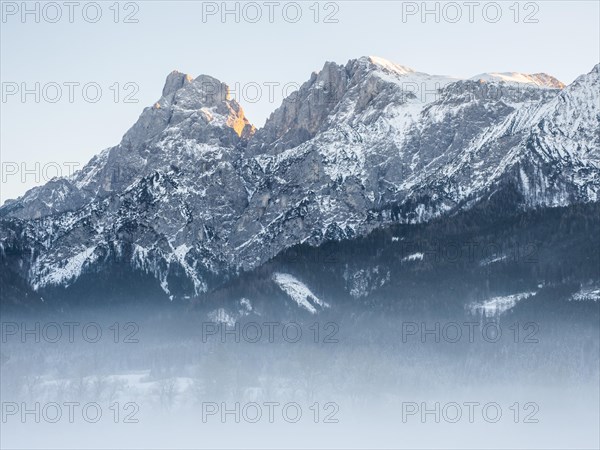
[1,58,599,302]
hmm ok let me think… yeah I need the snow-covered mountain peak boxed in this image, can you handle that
[527,73,566,89]
[362,56,416,76]
[470,71,565,89]
[247,57,456,155]
[0,69,256,219]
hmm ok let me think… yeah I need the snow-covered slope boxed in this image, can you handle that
[272,272,329,313]
[470,72,565,89]
[1,57,598,303]
[469,292,536,317]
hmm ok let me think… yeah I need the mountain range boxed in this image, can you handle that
[1,56,599,312]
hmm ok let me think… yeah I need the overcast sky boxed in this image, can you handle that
[1,0,599,203]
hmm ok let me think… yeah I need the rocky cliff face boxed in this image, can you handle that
[1,57,598,303]
[1,71,255,220]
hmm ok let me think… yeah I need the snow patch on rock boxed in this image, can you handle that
[468,292,536,317]
[570,286,600,302]
[272,272,329,313]
[402,252,424,262]
[32,246,98,289]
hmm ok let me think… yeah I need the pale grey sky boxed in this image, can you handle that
[1,1,599,202]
